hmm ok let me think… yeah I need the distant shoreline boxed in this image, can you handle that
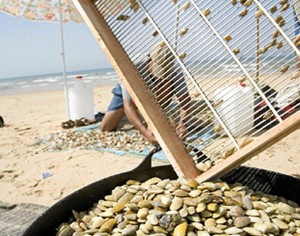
[0,80,118,96]
[0,68,118,96]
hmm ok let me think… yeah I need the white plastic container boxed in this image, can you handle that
[214,84,254,137]
[68,76,94,120]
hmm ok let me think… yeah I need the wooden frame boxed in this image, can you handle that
[196,112,300,182]
[72,0,300,182]
[72,0,200,179]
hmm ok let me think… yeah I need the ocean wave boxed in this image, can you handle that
[0,68,119,95]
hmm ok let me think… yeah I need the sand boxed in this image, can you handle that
[0,84,300,207]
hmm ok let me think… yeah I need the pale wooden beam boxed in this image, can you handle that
[196,112,300,182]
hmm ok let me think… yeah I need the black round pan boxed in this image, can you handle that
[23,150,300,236]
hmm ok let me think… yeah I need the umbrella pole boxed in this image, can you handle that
[59,0,71,120]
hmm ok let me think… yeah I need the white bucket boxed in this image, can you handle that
[214,84,254,137]
[68,77,94,120]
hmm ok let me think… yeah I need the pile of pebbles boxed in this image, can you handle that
[57,177,300,236]
[34,130,152,153]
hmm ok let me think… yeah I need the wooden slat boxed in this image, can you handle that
[196,112,300,182]
[72,0,200,179]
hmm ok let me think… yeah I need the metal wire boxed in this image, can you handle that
[93,0,300,167]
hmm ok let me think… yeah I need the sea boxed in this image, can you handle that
[0,56,296,96]
[0,68,119,96]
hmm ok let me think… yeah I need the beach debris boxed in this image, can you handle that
[182,2,191,11]
[280,3,289,12]
[258,46,269,55]
[34,130,153,153]
[272,30,280,38]
[291,69,300,80]
[223,147,236,158]
[243,0,253,7]
[239,138,253,148]
[214,124,222,133]
[238,76,247,83]
[56,178,300,236]
[172,0,178,4]
[232,48,240,54]
[224,35,232,42]
[116,15,130,21]
[280,0,288,4]
[275,15,283,24]
[185,145,194,153]
[263,110,273,120]
[203,8,211,17]
[130,0,139,12]
[239,9,248,17]
[280,65,289,74]
[179,53,187,60]
[142,17,148,25]
[159,41,166,47]
[277,41,283,49]
[196,160,212,172]
[255,9,264,18]
[278,19,285,27]
[231,0,237,5]
[179,28,189,37]
[270,5,277,14]
[41,172,52,179]
[152,30,159,37]
[193,91,200,98]
[213,99,224,108]
[16,126,32,132]
[269,39,277,47]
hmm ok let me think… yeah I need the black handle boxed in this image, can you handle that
[134,146,162,171]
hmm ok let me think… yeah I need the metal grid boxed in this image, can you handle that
[93,0,300,171]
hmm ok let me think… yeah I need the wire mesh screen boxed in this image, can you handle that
[89,0,300,174]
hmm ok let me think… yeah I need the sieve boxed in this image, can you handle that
[73,0,300,181]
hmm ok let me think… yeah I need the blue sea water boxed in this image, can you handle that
[0,56,296,96]
[0,68,119,96]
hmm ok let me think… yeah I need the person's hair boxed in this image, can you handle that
[149,44,174,80]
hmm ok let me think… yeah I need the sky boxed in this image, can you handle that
[0,12,112,80]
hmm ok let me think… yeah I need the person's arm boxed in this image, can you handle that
[173,72,191,138]
[120,82,158,145]
[123,99,158,145]
[176,92,191,138]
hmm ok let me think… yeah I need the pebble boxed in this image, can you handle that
[56,178,299,236]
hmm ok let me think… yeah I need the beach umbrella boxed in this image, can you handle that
[0,0,84,119]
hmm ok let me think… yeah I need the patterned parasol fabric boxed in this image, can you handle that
[0,0,83,23]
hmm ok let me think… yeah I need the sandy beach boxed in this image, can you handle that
[0,84,300,208]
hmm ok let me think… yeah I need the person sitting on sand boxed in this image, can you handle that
[100,43,191,145]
